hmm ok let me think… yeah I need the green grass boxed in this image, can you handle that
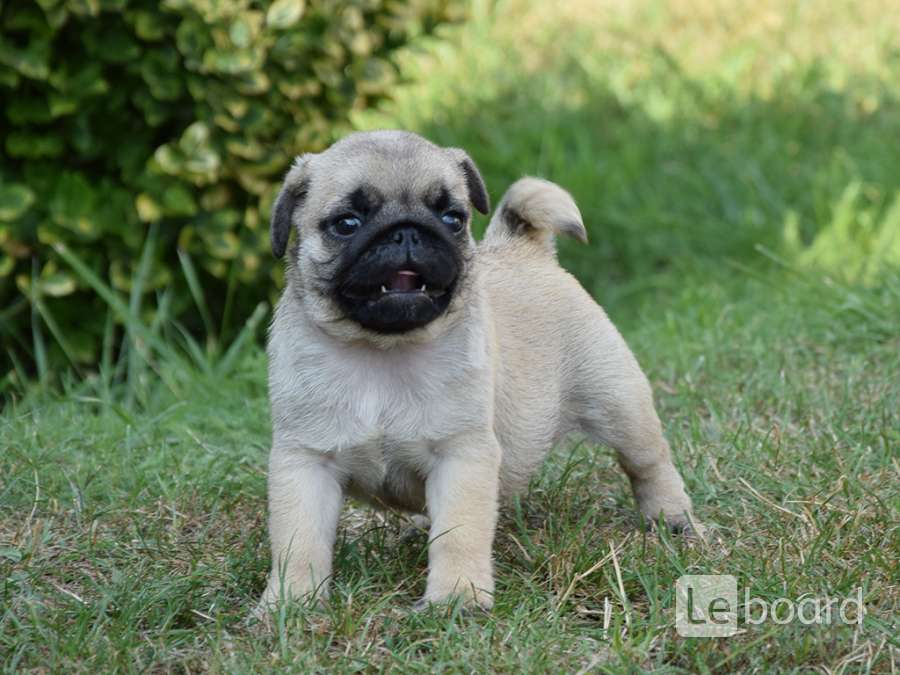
[2,0,899,671]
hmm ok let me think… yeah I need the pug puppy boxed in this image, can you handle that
[260,130,699,612]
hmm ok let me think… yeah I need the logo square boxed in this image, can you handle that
[675,574,738,637]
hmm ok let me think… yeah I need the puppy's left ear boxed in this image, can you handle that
[448,148,490,214]
[270,154,312,258]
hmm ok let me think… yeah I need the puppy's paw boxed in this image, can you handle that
[665,514,706,539]
[643,511,707,542]
[247,600,274,631]
[417,577,494,612]
[249,584,284,627]
[252,577,328,622]
[632,479,704,539]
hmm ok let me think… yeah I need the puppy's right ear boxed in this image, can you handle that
[271,155,312,258]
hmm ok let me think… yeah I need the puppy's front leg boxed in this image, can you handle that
[259,448,344,609]
[421,433,501,610]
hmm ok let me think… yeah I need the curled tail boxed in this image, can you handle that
[483,177,587,254]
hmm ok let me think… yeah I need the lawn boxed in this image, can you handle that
[2,0,898,671]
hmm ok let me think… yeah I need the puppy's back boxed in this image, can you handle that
[479,179,645,495]
[479,179,606,488]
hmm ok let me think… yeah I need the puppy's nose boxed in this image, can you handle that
[392,226,421,247]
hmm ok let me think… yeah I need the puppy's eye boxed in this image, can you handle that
[331,215,361,237]
[440,211,465,232]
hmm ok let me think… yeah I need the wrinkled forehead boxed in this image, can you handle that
[306,141,466,212]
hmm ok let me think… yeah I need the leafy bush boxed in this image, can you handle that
[0,0,464,377]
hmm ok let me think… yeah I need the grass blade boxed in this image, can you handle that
[29,260,48,385]
[99,308,116,400]
[32,297,83,378]
[124,224,158,408]
[176,248,217,349]
[216,301,267,376]
[53,242,183,369]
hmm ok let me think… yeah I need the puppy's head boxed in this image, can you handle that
[270,131,489,343]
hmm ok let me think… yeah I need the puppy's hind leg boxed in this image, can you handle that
[577,353,700,535]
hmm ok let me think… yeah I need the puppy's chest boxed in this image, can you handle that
[338,436,430,508]
[273,342,489,454]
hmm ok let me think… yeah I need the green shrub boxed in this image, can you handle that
[0,0,464,377]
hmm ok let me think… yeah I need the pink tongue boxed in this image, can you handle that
[389,270,420,292]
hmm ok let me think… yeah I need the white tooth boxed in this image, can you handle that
[381,285,388,293]
[420,284,427,292]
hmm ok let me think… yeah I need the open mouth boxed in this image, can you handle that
[343,268,451,301]
[379,270,445,297]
